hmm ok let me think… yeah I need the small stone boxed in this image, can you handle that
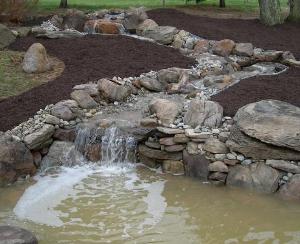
[173,134,189,144]
[237,155,245,161]
[215,154,226,161]
[241,159,252,165]
[226,153,236,160]
[224,159,239,166]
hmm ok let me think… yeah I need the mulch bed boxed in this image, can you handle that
[149,8,300,116]
[0,35,194,131]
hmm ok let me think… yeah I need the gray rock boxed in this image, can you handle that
[208,161,228,172]
[23,124,55,150]
[139,154,158,168]
[234,43,254,57]
[70,90,98,109]
[234,100,300,152]
[145,141,161,149]
[185,129,211,140]
[136,19,158,36]
[209,172,227,182]
[142,26,178,45]
[183,150,209,180]
[44,114,60,125]
[51,100,78,121]
[227,125,300,160]
[162,160,184,175]
[279,174,300,201]
[0,134,35,185]
[0,24,16,49]
[157,127,184,135]
[62,9,86,31]
[266,160,300,174]
[97,79,132,102]
[139,145,182,161]
[164,144,185,152]
[184,98,223,128]
[203,138,229,154]
[123,7,148,32]
[0,226,38,244]
[73,83,99,96]
[139,77,164,92]
[22,43,51,73]
[149,99,182,125]
[173,134,189,143]
[227,163,280,193]
[157,68,181,84]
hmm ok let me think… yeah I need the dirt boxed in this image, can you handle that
[0,35,194,131]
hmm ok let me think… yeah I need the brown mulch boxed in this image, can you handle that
[0,35,194,131]
[148,8,300,116]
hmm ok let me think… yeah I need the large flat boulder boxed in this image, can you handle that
[234,100,300,152]
[0,24,16,50]
[97,79,132,102]
[122,7,148,33]
[139,145,182,161]
[142,26,178,45]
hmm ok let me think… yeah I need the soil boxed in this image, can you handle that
[0,35,194,131]
[148,8,300,116]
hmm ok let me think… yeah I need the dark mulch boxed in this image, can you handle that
[148,8,300,58]
[149,8,300,116]
[0,35,194,131]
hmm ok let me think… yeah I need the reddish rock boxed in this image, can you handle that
[193,39,210,54]
[212,39,235,57]
[84,20,121,34]
[53,128,77,142]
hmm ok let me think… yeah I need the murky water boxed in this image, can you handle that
[1,163,300,244]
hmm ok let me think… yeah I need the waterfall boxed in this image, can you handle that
[74,126,137,164]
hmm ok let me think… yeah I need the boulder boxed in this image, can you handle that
[44,114,60,125]
[0,226,38,244]
[234,100,300,152]
[183,150,209,180]
[227,125,300,160]
[139,77,164,92]
[193,39,210,54]
[0,134,35,185]
[73,83,99,97]
[63,9,86,31]
[23,124,55,150]
[123,7,148,33]
[208,161,228,172]
[209,172,227,182]
[149,98,182,125]
[84,20,122,34]
[22,43,51,73]
[254,49,282,62]
[234,43,254,57]
[162,160,184,175]
[70,90,98,109]
[157,68,181,84]
[212,39,235,57]
[97,78,132,102]
[279,174,300,201]
[53,128,76,142]
[183,98,223,128]
[51,100,79,121]
[136,19,158,36]
[139,145,182,161]
[139,154,158,168]
[227,163,280,193]
[0,24,16,49]
[203,138,229,154]
[266,160,300,174]
[142,26,178,45]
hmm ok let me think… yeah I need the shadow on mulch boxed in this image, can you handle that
[0,35,195,131]
[149,8,300,116]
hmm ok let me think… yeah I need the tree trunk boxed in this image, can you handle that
[219,0,225,8]
[258,0,283,25]
[288,0,300,22]
[59,0,68,8]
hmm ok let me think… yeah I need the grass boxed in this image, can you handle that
[36,0,289,13]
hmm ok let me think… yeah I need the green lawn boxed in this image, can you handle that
[37,0,289,12]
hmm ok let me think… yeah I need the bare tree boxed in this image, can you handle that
[258,0,283,25]
[219,0,225,8]
[288,0,300,21]
[60,0,68,8]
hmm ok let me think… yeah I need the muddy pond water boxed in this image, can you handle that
[1,162,300,244]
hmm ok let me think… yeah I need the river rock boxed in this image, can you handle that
[279,174,300,201]
[0,24,16,49]
[63,9,86,31]
[139,145,182,160]
[203,138,229,154]
[136,19,158,36]
[227,163,280,193]
[157,68,181,84]
[183,98,223,128]
[23,124,55,150]
[139,77,164,92]
[70,90,98,109]
[234,43,254,57]
[227,125,300,160]
[51,100,79,121]
[123,7,148,33]
[162,160,184,175]
[0,226,38,244]
[183,150,209,180]
[234,100,300,152]
[98,79,132,102]
[266,160,300,174]
[142,26,178,45]
[208,161,228,173]
[149,99,182,125]
[0,134,35,185]
[212,39,235,57]
[22,43,51,73]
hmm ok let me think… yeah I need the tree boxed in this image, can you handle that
[258,0,283,25]
[219,0,225,8]
[288,0,300,21]
[60,0,68,8]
